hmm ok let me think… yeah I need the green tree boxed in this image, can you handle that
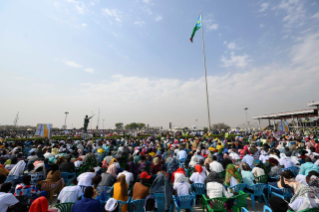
[115,122,124,130]
[125,122,146,130]
[203,127,208,133]
[137,123,146,130]
[211,123,231,131]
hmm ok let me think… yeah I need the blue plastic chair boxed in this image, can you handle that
[269,175,280,181]
[173,195,194,212]
[130,199,145,212]
[118,197,131,212]
[102,186,114,200]
[241,208,249,212]
[245,183,268,211]
[61,172,76,186]
[153,193,175,212]
[228,183,247,193]
[268,185,293,201]
[283,166,300,176]
[190,183,205,205]
[263,205,272,212]
[79,185,88,193]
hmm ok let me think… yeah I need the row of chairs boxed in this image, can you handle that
[54,193,176,212]
[242,206,319,212]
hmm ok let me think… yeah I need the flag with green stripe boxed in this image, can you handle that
[190,15,201,43]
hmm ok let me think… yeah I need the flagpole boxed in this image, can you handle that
[200,11,212,131]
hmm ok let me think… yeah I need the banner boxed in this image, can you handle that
[34,124,52,138]
[279,121,289,133]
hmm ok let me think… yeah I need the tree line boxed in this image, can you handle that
[115,122,146,130]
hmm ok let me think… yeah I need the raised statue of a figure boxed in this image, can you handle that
[83,115,94,133]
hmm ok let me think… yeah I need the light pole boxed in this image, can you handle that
[244,108,249,130]
[64,112,69,129]
[196,119,198,130]
[103,119,105,129]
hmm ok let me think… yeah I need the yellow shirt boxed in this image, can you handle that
[149,152,156,157]
[97,148,105,153]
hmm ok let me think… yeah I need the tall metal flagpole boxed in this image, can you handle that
[200,11,212,131]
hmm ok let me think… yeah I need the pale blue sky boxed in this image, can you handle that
[1,0,319,129]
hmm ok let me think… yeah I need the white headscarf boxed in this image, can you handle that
[9,160,26,176]
[34,161,46,176]
[174,173,188,183]
[189,156,197,167]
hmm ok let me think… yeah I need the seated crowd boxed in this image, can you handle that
[0,132,319,212]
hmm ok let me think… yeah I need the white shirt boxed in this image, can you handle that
[74,161,83,168]
[189,172,206,184]
[77,172,96,186]
[4,164,15,170]
[58,185,83,203]
[113,162,120,169]
[295,174,308,186]
[173,182,190,196]
[44,152,54,159]
[229,152,240,160]
[314,159,319,166]
[279,158,294,168]
[0,192,19,212]
[177,150,187,160]
[206,182,234,199]
[259,154,269,163]
[251,167,265,178]
[117,171,134,186]
[173,173,185,183]
[209,161,224,173]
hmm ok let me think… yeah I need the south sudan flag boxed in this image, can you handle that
[190,15,201,42]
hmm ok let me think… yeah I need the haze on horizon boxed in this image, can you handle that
[1,0,319,130]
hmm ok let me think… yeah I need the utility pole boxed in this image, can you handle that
[244,108,250,130]
[64,112,69,129]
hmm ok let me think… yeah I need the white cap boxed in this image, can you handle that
[105,198,118,211]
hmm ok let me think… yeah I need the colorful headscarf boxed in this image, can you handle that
[109,158,118,166]
[290,183,314,203]
[4,159,11,166]
[225,164,242,187]
[195,164,203,174]
[308,175,319,193]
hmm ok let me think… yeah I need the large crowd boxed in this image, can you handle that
[0,130,319,212]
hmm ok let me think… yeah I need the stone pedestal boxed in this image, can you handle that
[81,133,93,139]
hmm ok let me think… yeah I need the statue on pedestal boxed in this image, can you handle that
[83,115,94,133]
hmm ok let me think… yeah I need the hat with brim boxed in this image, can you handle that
[105,198,118,211]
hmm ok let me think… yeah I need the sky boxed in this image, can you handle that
[1,0,319,130]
